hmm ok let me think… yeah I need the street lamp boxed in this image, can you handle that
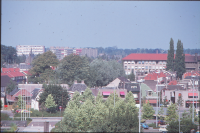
[137,79,145,133]
[191,75,196,123]
[155,71,160,127]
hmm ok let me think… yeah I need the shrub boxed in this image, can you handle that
[1,113,12,120]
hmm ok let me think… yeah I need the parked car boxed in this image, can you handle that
[154,120,165,125]
[159,125,168,132]
[141,123,149,129]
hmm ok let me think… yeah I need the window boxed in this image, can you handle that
[142,61,144,64]
[132,66,134,69]
[148,90,152,96]
[128,66,130,70]
[135,66,137,69]
[149,61,151,64]
[132,61,135,64]
[159,62,162,65]
[149,66,151,69]
[138,61,141,64]
[145,66,148,69]
[125,66,127,69]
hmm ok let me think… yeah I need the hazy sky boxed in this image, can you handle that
[2,1,200,50]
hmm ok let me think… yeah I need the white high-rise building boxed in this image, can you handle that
[16,45,45,56]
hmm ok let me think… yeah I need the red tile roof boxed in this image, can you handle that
[13,89,32,97]
[122,53,191,61]
[183,71,200,78]
[144,72,166,80]
[168,80,177,85]
[22,70,32,76]
[1,68,25,78]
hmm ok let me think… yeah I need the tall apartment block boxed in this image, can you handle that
[16,45,45,56]
[81,48,98,58]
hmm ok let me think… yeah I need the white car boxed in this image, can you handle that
[159,125,168,132]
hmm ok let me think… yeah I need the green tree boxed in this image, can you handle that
[17,95,26,109]
[89,59,125,87]
[80,88,95,104]
[1,44,18,64]
[59,54,90,86]
[16,54,26,64]
[6,80,16,94]
[128,69,135,81]
[45,94,57,113]
[166,38,174,71]
[165,103,178,123]
[174,40,186,79]
[29,51,59,83]
[158,106,164,120]
[1,99,2,110]
[142,101,155,119]
[167,119,197,133]
[39,84,69,109]
[177,93,184,107]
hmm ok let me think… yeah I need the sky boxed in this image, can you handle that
[2,1,200,50]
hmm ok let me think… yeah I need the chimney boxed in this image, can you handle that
[81,80,84,84]
[74,80,77,84]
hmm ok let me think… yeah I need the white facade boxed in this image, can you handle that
[16,45,45,56]
[123,60,166,75]
[31,99,39,110]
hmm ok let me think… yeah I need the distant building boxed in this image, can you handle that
[185,54,200,71]
[81,48,98,58]
[16,45,45,56]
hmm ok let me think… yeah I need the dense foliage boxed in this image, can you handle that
[45,94,57,113]
[52,91,139,132]
[58,54,90,86]
[29,51,59,83]
[166,38,174,71]
[89,59,125,87]
[174,40,186,79]
[165,103,178,123]
[17,95,26,109]
[142,101,155,119]
[39,84,70,110]
[6,80,16,94]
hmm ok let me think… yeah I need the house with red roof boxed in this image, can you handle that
[1,68,26,84]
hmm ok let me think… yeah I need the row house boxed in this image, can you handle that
[1,68,26,84]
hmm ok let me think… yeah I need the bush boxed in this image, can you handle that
[148,123,157,128]
[1,113,12,120]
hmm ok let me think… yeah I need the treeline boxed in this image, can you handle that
[28,51,125,87]
[96,46,200,58]
[1,44,26,67]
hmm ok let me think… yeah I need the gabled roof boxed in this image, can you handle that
[1,68,25,78]
[119,82,139,92]
[165,85,185,90]
[168,80,177,85]
[9,88,20,96]
[31,88,41,99]
[144,72,166,81]
[143,80,157,92]
[68,83,87,92]
[13,89,32,97]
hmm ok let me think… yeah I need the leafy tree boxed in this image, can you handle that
[17,95,26,109]
[59,54,90,86]
[6,80,16,94]
[174,40,186,79]
[128,69,135,81]
[80,88,95,104]
[95,92,103,104]
[1,99,2,110]
[54,87,139,132]
[166,38,174,71]
[1,44,18,64]
[45,94,57,113]
[158,106,164,120]
[177,93,184,107]
[165,103,178,123]
[89,59,125,87]
[39,84,69,110]
[142,101,155,119]
[167,119,197,133]
[16,54,26,64]
[29,51,59,83]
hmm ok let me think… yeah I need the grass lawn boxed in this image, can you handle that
[14,109,64,117]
